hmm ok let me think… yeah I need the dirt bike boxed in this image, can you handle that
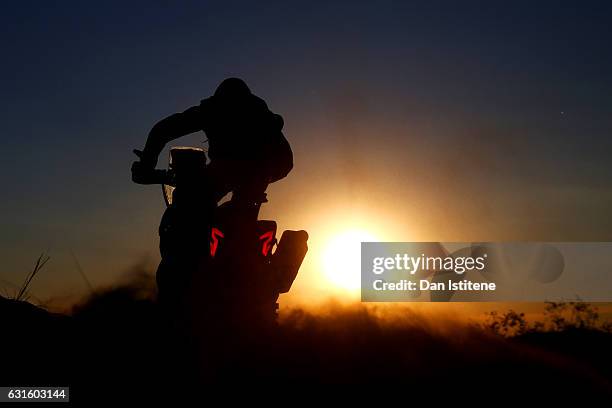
[133,146,308,324]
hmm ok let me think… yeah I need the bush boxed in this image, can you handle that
[484,301,609,337]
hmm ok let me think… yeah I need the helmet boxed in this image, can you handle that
[214,78,251,101]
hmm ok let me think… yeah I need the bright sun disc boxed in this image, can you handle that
[321,229,378,292]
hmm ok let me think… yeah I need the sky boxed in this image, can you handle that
[1,1,611,305]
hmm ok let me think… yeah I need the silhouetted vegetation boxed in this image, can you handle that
[1,253,50,302]
[484,301,612,337]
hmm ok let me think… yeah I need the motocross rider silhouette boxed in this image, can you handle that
[131,78,293,310]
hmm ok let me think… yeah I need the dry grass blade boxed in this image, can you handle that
[15,253,50,301]
[70,250,94,294]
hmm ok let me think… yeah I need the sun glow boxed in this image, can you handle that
[321,229,379,293]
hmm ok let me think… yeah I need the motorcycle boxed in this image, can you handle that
[133,146,308,324]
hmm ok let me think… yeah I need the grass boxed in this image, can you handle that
[13,253,50,302]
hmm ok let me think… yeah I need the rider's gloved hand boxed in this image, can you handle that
[131,149,160,184]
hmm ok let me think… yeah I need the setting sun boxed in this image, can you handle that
[321,229,379,293]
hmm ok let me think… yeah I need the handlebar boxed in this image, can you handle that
[132,149,174,185]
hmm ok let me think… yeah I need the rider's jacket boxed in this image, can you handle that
[142,91,293,185]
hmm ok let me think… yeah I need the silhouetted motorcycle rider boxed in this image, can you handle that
[131,78,293,309]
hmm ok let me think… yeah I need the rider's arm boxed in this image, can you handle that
[140,105,203,168]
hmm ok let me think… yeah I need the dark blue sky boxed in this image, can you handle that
[1,1,611,302]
